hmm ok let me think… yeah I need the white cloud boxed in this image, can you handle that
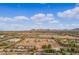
[57,7,79,19]
[0,13,58,24]
[46,14,54,21]
[0,16,29,21]
[0,23,32,31]
[49,20,59,24]
[0,17,13,21]
[31,13,55,21]
[66,24,79,27]
[14,16,29,20]
[31,13,46,21]
[47,14,54,17]
[0,13,60,30]
[31,13,59,24]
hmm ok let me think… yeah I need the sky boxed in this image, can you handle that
[0,3,79,31]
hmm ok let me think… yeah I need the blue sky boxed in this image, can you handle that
[0,3,79,31]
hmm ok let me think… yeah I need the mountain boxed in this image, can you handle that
[72,28,79,30]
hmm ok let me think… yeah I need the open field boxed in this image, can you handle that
[0,30,79,55]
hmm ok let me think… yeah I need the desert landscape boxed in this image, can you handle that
[0,29,79,55]
[0,3,78,55]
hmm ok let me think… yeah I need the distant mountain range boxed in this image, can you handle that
[72,28,79,30]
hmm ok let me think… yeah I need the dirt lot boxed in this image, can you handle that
[15,38,61,49]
